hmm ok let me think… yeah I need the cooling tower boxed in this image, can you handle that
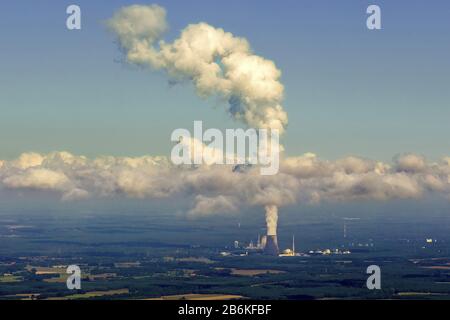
[264,235,279,256]
[260,235,267,250]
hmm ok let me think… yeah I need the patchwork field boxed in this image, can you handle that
[1,210,450,300]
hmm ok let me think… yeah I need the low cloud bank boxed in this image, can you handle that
[1,152,449,215]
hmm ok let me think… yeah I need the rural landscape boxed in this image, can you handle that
[1,200,450,300]
[1,1,450,302]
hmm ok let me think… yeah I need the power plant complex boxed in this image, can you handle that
[232,206,300,257]
[241,234,297,257]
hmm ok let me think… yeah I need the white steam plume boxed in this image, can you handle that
[265,205,278,236]
[107,4,288,134]
[107,4,288,230]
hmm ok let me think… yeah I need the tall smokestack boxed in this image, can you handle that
[264,205,279,255]
[264,235,279,256]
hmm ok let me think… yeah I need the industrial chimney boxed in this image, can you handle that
[264,235,279,256]
[263,205,280,256]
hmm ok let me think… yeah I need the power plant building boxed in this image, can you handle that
[264,235,279,256]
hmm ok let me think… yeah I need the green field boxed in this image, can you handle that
[1,206,450,300]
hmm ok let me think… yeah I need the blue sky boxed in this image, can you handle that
[0,0,449,161]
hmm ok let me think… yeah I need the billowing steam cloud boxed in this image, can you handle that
[107,4,288,134]
[265,205,278,236]
[106,4,289,234]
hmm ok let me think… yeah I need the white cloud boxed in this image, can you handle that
[11,152,44,169]
[1,151,444,237]
[107,5,288,134]
[0,152,449,215]
[188,195,238,216]
[107,4,167,63]
[3,168,70,191]
[336,156,376,174]
[61,188,90,202]
[394,153,427,173]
